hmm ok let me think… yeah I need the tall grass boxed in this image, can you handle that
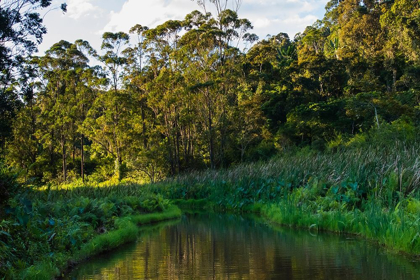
[34,141,420,209]
[141,141,420,210]
[148,140,420,254]
[6,139,420,279]
[261,198,420,255]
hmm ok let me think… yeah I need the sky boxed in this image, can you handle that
[38,0,329,55]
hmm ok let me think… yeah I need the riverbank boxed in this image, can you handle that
[162,141,420,256]
[1,192,181,279]
[3,141,420,278]
[64,211,420,280]
[261,201,420,256]
[172,197,420,256]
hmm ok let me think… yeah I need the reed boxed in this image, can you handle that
[4,139,420,279]
[150,140,420,254]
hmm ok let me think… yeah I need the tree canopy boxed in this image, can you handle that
[2,0,420,184]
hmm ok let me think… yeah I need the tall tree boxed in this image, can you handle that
[83,32,131,180]
[0,0,66,152]
[35,40,95,181]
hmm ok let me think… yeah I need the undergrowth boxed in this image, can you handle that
[3,139,420,278]
[1,187,180,279]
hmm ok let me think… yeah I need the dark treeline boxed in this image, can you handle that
[1,0,419,184]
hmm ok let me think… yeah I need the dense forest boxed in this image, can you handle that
[1,0,419,185]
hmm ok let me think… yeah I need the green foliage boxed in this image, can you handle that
[0,161,18,205]
[3,1,420,185]
[150,138,420,213]
[261,200,420,255]
[3,0,420,277]
[140,138,420,255]
[1,184,180,279]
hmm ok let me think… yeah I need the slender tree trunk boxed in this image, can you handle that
[173,136,179,174]
[393,69,397,92]
[175,111,181,173]
[81,134,84,183]
[374,105,380,129]
[169,137,175,175]
[220,106,227,168]
[208,100,215,169]
[61,134,67,182]
[50,130,55,177]
[116,147,122,181]
[141,105,147,149]
[72,145,75,164]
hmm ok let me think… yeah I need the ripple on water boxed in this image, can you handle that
[65,213,420,280]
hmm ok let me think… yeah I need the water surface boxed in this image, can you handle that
[65,213,420,280]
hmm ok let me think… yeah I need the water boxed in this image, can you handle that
[65,213,420,280]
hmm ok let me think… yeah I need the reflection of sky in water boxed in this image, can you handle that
[65,213,420,280]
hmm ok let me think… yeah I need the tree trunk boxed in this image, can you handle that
[62,134,67,182]
[115,147,122,181]
[393,69,397,92]
[81,134,84,183]
[141,105,147,149]
[209,104,215,169]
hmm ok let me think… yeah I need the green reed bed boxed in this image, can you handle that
[3,140,420,279]
[36,140,420,211]
[261,197,420,255]
[149,141,420,207]
[148,141,420,254]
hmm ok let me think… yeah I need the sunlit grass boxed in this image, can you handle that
[15,205,181,280]
[9,139,420,279]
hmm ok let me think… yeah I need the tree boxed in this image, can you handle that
[381,0,420,63]
[0,0,67,70]
[34,40,98,181]
[144,19,185,174]
[0,1,66,151]
[82,32,131,181]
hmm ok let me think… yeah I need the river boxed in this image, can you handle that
[65,212,420,279]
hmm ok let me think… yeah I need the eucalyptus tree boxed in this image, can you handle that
[0,0,67,85]
[119,24,174,181]
[6,78,40,180]
[180,10,223,169]
[380,0,419,92]
[83,32,131,180]
[124,25,150,150]
[144,19,185,174]
[334,0,387,93]
[194,0,243,15]
[32,40,95,181]
[0,0,66,154]
[73,40,103,182]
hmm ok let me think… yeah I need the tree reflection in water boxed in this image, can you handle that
[65,213,420,280]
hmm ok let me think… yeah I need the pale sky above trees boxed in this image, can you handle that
[38,0,328,54]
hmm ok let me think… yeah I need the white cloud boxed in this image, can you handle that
[102,0,329,39]
[254,17,271,28]
[67,0,102,20]
[38,0,328,55]
[241,0,328,37]
[102,0,194,34]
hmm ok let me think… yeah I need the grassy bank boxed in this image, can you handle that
[25,205,181,280]
[23,140,420,255]
[153,140,420,255]
[3,139,420,278]
[261,199,420,255]
[1,190,181,279]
